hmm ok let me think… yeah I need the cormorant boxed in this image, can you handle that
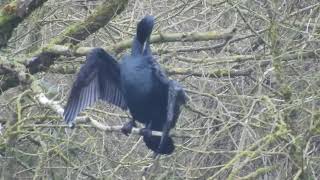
[63,16,187,155]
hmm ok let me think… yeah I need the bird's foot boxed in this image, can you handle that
[139,128,152,138]
[121,121,136,136]
[68,122,75,129]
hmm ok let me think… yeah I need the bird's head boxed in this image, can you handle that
[91,48,106,57]
[137,15,155,43]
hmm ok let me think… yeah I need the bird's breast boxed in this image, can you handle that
[119,56,168,124]
[120,60,153,100]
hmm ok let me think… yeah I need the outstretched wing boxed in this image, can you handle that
[63,48,127,127]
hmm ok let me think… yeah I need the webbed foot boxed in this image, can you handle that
[121,121,136,136]
[139,128,152,138]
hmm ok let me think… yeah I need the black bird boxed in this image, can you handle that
[63,16,187,155]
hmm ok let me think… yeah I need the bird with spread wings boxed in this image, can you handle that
[63,16,187,155]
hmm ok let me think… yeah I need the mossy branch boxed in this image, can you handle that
[48,0,128,46]
[166,66,253,78]
[43,28,236,56]
[0,57,28,94]
[0,0,48,48]
[112,28,236,53]
[24,28,236,74]
[24,0,128,73]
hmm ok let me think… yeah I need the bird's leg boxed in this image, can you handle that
[140,123,160,158]
[121,120,136,136]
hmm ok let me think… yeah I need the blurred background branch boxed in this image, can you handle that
[0,0,319,179]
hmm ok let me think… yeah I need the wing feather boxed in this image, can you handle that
[63,48,127,127]
[99,71,127,109]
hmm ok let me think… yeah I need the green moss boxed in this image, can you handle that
[311,111,320,134]
[314,112,320,121]
[0,10,19,47]
[0,14,12,26]
[214,69,229,77]
[260,95,276,112]
[60,23,85,41]
[280,85,292,101]
[240,166,276,179]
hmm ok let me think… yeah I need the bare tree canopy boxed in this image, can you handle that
[0,0,320,179]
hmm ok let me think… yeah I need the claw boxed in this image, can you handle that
[68,122,75,129]
[121,121,136,136]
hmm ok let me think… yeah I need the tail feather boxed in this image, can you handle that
[132,15,155,56]
[143,136,175,155]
